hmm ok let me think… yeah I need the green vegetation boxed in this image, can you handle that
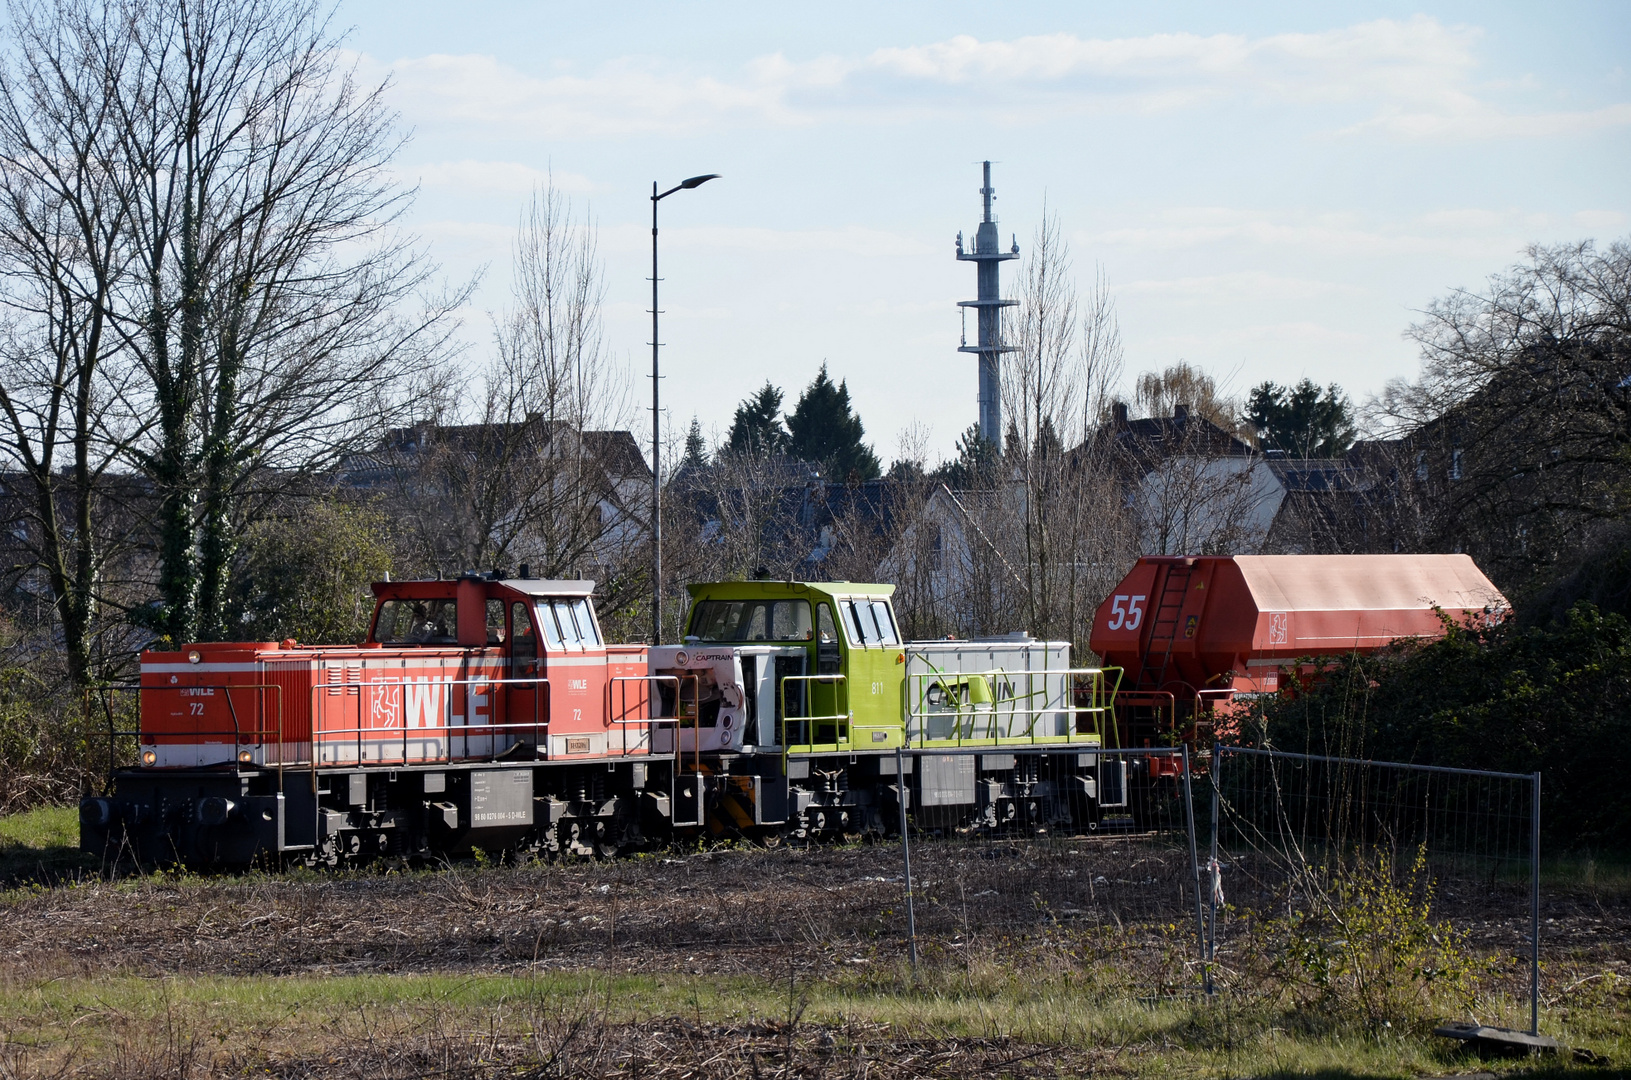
[786,363,882,481]
[0,955,1623,1077]
[0,805,91,885]
[1248,601,1631,849]
[226,495,395,646]
[1246,378,1356,458]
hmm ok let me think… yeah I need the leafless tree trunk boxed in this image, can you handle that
[0,0,144,686]
[87,0,460,644]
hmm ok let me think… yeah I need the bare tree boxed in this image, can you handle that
[386,181,642,611]
[1133,361,1241,433]
[999,213,1135,651]
[1381,238,1631,590]
[79,0,460,644]
[0,0,145,685]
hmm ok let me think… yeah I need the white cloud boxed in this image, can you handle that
[400,160,596,195]
[1573,209,1630,231]
[363,17,1631,142]
[1082,207,1535,260]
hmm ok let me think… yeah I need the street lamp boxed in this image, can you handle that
[650,172,719,645]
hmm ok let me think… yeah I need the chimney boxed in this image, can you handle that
[1112,401,1129,426]
[1173,402,1190,421]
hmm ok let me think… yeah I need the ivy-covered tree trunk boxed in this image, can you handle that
[196,314,246,642]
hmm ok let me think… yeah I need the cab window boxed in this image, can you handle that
[511,602,536,664]
[568,597,602,646]
[841,599,877,646]
[551,600,585,649]
[537,601,565,649]
[869,600,900,646]
[485,599,506,645]
[373,598,457,645]
[689,599,812,642]
[816,602,841,675]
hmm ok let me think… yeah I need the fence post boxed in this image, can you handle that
[1180,744,1206,990]
[1207,742,1221,995]
[897,746,917,970]
[1531,770,1541,1036]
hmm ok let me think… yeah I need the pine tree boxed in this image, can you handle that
[682,415,708,470]
[786,363,881,481]
[938,423,999,488]
[725,382,789,457]
[1247,379,1356,458]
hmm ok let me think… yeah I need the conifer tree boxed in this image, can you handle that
[786,363,881,481]
[682,415,708,470]
[938,423,998,487]
[1246,379,1355,458]
[725,382,789,457]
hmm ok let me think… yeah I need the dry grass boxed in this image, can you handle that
[0,820,1625,1077]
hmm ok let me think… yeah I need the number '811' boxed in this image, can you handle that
[1106,594,1146,631]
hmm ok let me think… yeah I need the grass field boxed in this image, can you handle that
[1,807,1626,1078]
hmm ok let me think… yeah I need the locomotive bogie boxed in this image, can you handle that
[85,757,674,869]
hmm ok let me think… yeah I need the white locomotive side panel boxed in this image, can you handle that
[648,644,806,754]
[903,640,1076,743]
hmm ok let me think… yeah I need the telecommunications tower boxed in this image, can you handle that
[956,160,1019,446]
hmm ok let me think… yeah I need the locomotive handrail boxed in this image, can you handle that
[308,675,552,768]
[605,673,684,761]
[904,667,1117,748]
[778,673,850,763]
[101,681,286,774]
[1114,688,1179,747]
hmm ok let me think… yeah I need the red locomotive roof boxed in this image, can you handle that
[369,578,595,598]
[1090,553,1508,697]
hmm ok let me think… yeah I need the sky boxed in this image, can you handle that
[335,0,1631,465]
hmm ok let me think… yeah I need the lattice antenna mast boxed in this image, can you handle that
[956,161,1019,446]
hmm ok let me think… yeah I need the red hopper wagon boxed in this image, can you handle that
[1089,554,1508,759]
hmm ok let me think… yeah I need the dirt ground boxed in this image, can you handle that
[1,838,1625,983]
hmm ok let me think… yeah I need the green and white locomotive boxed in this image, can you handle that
[653,579,1122,839]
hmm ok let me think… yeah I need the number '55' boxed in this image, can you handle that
[1106,594,1146,631]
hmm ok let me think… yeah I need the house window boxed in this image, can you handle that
[1449,449,1462,481]
[1415,452,1428,482]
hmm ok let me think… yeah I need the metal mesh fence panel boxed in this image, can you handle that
[892,746,1206,991]
[1210,746,1540,1033]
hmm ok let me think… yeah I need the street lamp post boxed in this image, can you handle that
[650,173,719,645]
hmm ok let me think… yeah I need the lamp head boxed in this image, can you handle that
[679,173,720,189]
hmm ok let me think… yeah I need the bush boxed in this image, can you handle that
[1242,601,1631,849]
[1269,846,1483,1029]
[0,666,135,814]
[227,496,394,646]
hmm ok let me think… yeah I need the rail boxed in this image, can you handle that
[606,673,685,762]
[308,675,555,768]
[779,673,851,762]
[93,682,286,777]
[904,667,1119,748]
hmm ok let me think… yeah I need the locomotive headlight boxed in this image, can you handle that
[237,749,253,764]
[187,650,201,664]
[141,749,157,766]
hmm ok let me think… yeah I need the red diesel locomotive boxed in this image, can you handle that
[80,575,677,867]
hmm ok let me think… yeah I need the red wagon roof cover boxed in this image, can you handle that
[1091,553,1510,686]
[1232,554,1505,620]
